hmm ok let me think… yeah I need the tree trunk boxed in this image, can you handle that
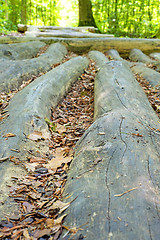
[5,0,8,20]
[62,55,160,240]
[78,0,97,28]
[21,0,27,24]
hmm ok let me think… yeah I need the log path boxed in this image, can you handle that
[0,36,159,239]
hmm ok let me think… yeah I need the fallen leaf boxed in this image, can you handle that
[33,229,51,238]
[3,133,16,138]
[27,131,44,141]
[29,156,47,163]
[46,214,67,228]
[23,162,37,172]
[48,200,70,214]
[56,123,66,134]
[45,148,72,170]
[23,202,34,212]
[23,229,30,239]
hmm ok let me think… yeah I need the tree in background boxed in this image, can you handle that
[78,0,97,28]
[0,0,160,38]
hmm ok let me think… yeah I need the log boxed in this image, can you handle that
[1,37,160,55]
[88,50,109,67]
[0,43,67,92]
[38,26,98,33]
[19,24,98,33]
[25,30,114,38]
[129,48,155,64]
[107,49,124,61]
[103,49,160,88]
[62,57,160,239]
[130,63,160,88]
[149,52,160,61]
[0,41,45,60]
[0,56,89,220]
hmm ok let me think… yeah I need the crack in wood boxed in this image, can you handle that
[114,89,128,110]
[147,216,153,240]
[105,147,117,234]
[119,115,128,164]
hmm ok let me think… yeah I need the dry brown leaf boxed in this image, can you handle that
[46,214,67,228]
[45,148,72,170]
[3,133,16,138]
[23,202,34,212]
[48,200,70,214]
[23,162,37,172]
[56,123,66,134]
[29,156,47,163]
[23,229,30,239]
[27,131,44,141]
[50,224,61,234]
[33,229,51,238]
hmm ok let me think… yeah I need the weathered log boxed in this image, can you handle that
[62,58,160,239]
[129,48,155,64]
[107,49,124,61]
[0,41,45,60]
[0,56,89,220]
[149,52,160,61]
[0,43,67,92]
[105,49,160,88]
[88,50,109,67]
[130,63,160,88]
[1,37,160,55]
[25,30,114,38]
[38,26,98,33]
[19,24,98,33]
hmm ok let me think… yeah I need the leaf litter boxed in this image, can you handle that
[1,49,159,239]
[0,52,95,239]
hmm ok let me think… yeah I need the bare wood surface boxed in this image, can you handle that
[62,55,160,239]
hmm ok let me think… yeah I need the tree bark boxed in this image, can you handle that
[1,37,160,56]
[62,56,160,240]
[78,0,97,28]
[0,56,89,220]
[129,48,155,64]
[0,43,67,92]
[0,41,45,60]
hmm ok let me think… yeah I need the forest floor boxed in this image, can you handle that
[0,47,160,239]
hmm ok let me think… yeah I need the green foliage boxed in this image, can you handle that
[0,0,160,38]
[0,19,17,34]
[92,0,160,38]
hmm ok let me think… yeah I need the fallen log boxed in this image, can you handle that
[0,56,89,220]
[0,43,67,92]
[103,49,160,88]
[130,63,160,88]
[62,58,160,239]
[129,48,155,64]
[1,37,160,55]
[0,41,45,60]
[107,49,124,61]
[25,30,113,38]
[18,24,98,33]
[149,52,160,61]
[88,50,109,67]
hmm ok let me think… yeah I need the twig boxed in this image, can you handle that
[114,186,139,197]
[0,156,10,162]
